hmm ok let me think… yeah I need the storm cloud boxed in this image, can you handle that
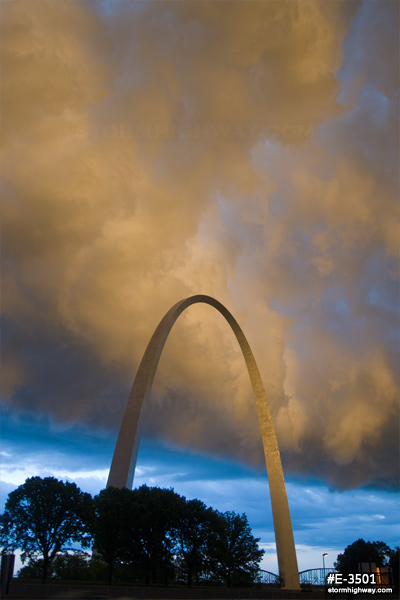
[1,0,398,491]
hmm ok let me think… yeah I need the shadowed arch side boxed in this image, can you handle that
[107,295,300,590]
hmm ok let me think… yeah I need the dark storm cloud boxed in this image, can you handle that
[1,317,130,428]
[1,0,398,491]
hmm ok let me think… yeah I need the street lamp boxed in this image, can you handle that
[323,553,328,570]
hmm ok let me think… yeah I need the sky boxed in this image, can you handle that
[1,0,399,577]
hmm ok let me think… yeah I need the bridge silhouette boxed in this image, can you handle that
[259,567,338,586]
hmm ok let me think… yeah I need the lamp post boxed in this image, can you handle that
[323,553,328,570]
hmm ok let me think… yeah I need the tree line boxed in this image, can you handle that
[334,539,399,593]
[0,476,264,587]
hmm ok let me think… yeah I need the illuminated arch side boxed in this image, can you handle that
[107,295,300,590]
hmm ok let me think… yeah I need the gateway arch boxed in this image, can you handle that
[107,295,300,590]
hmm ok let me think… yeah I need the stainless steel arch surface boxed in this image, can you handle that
[107,295,300,590]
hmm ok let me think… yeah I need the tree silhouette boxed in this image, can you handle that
[18,551,93,581]
[2,479,265,588]
[389,547,399,593]
[94,485,182,585]
[124,485,181,586]
[174,498,220,587]
[210,511,264,587]
[93,486,264,587]
[92,486,135,585]
[334,539,392,576]
[0,477,92,582]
